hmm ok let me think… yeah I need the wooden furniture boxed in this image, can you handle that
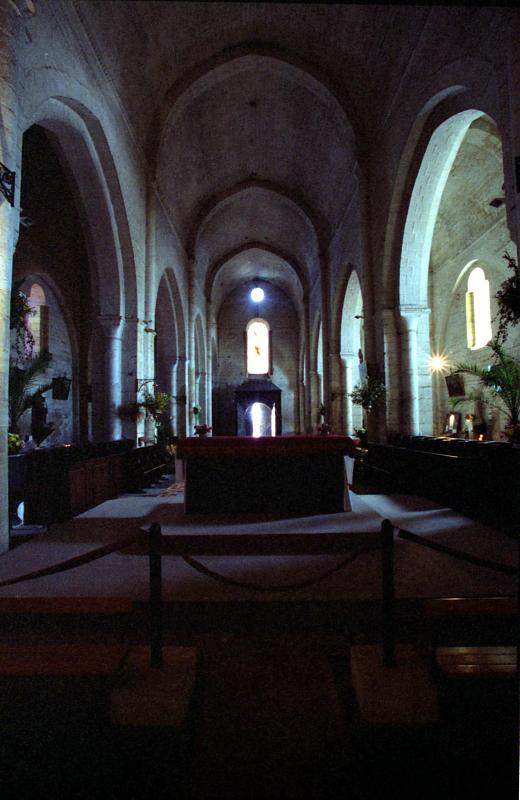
[176,435,357,515]
[435,646,517,677]
[365,438,520,527]
[22,442,166,523]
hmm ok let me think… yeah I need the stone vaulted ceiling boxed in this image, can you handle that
[71,1,489,305]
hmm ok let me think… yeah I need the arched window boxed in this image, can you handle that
[27,283,49,354]
[246,318,270,375]
[466,267,492,350]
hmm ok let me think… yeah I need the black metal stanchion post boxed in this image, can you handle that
[149,522,163,669]
[381,518,396,667]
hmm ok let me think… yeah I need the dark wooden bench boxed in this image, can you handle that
[434,646,517,677]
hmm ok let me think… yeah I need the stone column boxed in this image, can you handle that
[186,260,196,436]
[91,315,125,441]
[196,371,208,424]
[382,308,401,436]
[173,355,187,438]
[119,316,138,442]
[142,324,157,444]
[399,306,431,436]
[205,307,214,429]
[303,294,312,432]
[0,6,21,551]
[309,370,320,429]
[320,254,331,419]
[329,353,345,433]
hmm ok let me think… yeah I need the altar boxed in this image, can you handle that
[176,435,357,515]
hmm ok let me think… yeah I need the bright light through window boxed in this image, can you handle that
[466,267,492,350]
[247,318,269,374]
[250,287,264,303]
[251,402,262,437]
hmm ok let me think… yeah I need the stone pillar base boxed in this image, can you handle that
[111,646,198,727]
[351,644,438,725]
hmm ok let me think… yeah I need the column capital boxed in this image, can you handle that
[398,305,430,334]
[399,304,431,318]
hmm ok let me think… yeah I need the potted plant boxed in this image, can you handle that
[8,348,53,435]
[495,251,520,343]
[450,339,520,443]
[350,376,386,412]
[140,389,171,419]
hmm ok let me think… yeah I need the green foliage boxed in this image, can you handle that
[141,390,171,418]
[451,339,520,427]
[350,377,386,411]
[495,251,520,343]
[8,349,53,434]
[8,433,22,455]
[10,280,36,361]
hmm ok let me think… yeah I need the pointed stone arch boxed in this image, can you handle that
[24,97,138,441]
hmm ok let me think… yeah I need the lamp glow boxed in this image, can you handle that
[250,287,264,303]
[428,353,450,373]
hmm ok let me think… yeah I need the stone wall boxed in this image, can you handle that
[214,281,299,434]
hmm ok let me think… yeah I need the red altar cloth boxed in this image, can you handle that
[176,435,356,515]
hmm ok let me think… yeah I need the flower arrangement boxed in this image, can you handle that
[140,390,170,418]
[194,423,211,437]
[317,423,330,436]
[495,251,520,343]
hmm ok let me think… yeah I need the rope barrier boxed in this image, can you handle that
[0,533,142,590]
[396,527,518,576]
[180,541,381,592]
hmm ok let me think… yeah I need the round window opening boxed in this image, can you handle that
[250,287,264,303]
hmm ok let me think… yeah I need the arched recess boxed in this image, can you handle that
[18,274,79,445]
[397,108,488,435]
[154,274,178,438]
[25,97,138,442]
[339,270,364,435]
[155,267,187,437]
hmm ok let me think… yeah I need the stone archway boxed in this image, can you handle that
[398,109,486,435]
[25,98,138,442]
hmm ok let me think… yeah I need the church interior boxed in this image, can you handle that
[0,2,518,798]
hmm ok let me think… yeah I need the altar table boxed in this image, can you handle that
[176,435,357,515]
